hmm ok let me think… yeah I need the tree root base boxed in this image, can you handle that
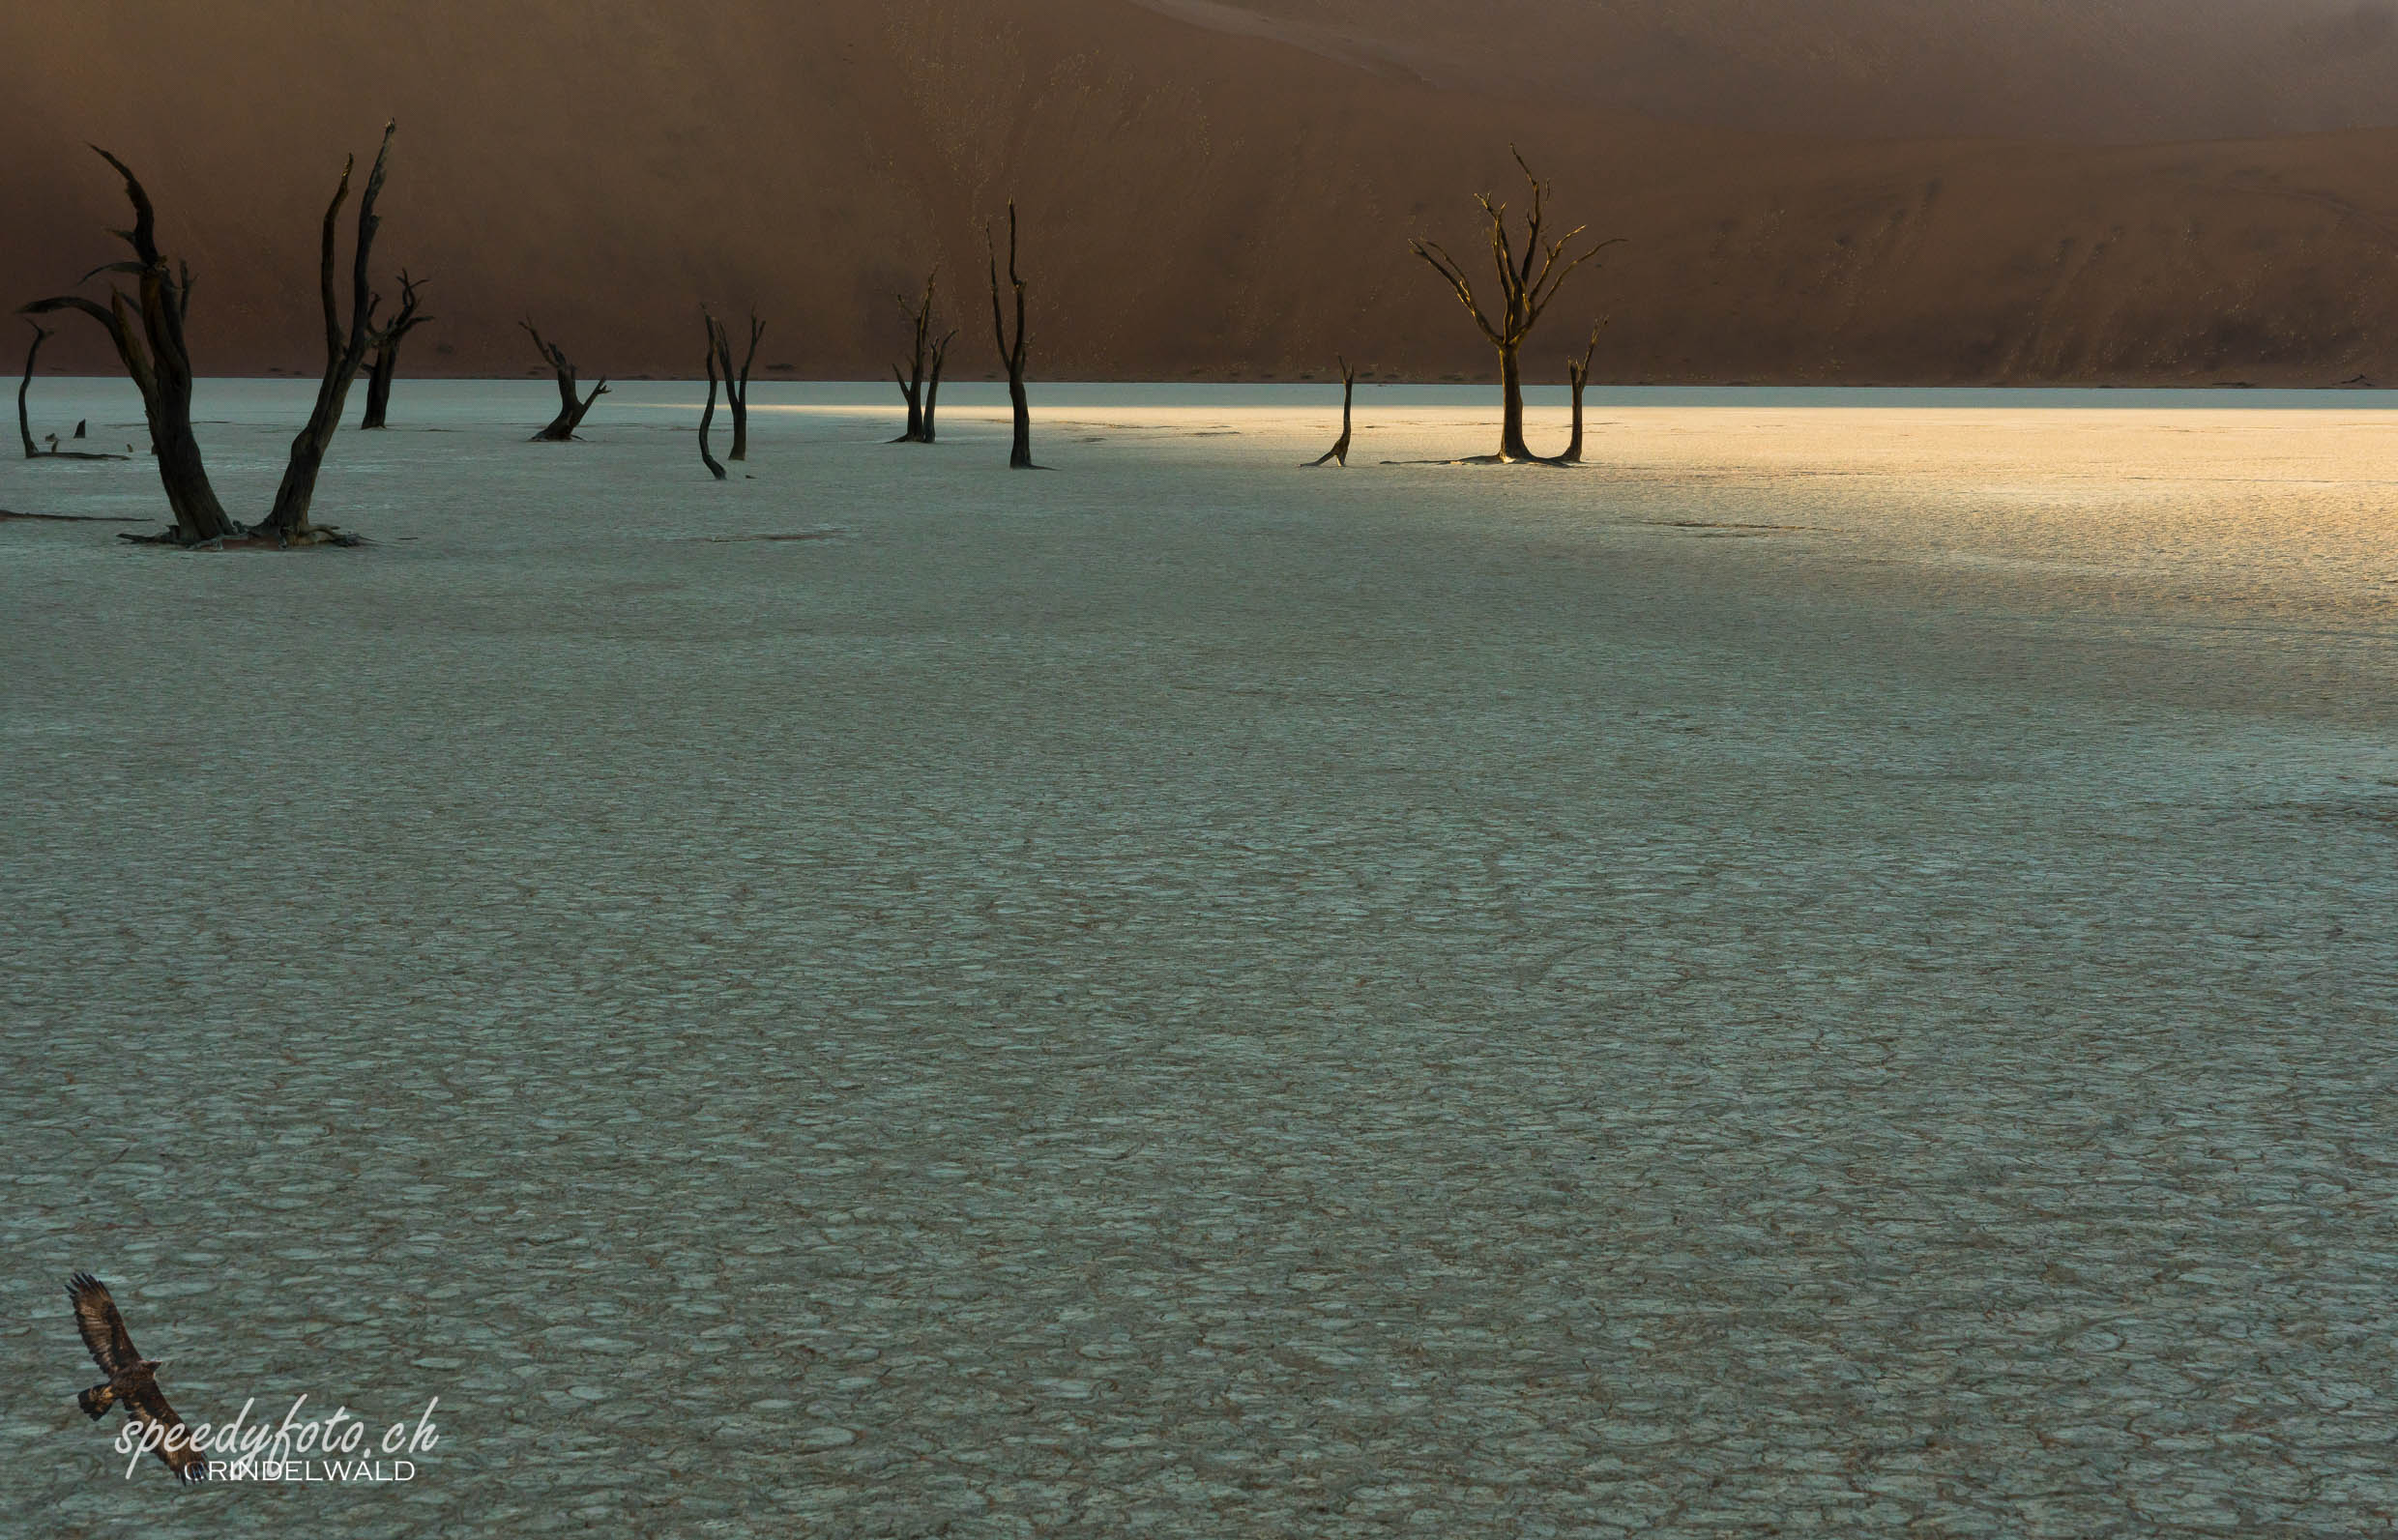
[1380,454,1580,467]
[117,523,366,550]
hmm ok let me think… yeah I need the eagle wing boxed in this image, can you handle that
[124,1380,208,1482]
[66,1272,140,1377]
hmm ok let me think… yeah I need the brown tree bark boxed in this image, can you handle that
[360,270,430,430]
[1411,148,1622,463]
[706,309,762,461]
[22,149,237,541]
[699,315,727,481]
[986,202,1037,470]
[1307,356,1357,467]
[523,321,607,441]
[264,123,396,541]
[17,320,47,459]
[1559,322,1607,465]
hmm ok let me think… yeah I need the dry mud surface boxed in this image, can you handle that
[3,383,2395,1536]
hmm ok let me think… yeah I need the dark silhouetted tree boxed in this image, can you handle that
[986,202,1037,469]
[698,314,727,481]
[892,272,955,445]
[1411,148,1620,463]
[1307,356,1357,467]
[17,320,48,460]
[1559,321,1606,466]
[522,321,607,441]
[263,122,398,541]
[706,308,762,460]
[22,149,238,540]
[359,270,430,430]
[921,322,956,444]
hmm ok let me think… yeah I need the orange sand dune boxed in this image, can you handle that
[5,0,2397,386]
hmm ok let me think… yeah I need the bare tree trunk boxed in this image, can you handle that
[1412,148,1622,463]
[523,321,607,441]
[23,149,238,541]
[1559,323,1603,465]
[265,123,396,541]
[1498,346,1533,462]
[360,270,429,430]
[1307,356,1357,466]
[699,316,727,481]
[17,321,46,459]
[892,275,953,446]
[986,202,1036,470]
[707,310,762,461]
[921,330,954,444]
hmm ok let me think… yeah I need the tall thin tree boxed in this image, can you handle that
[698,315,727,481]
[921,323,956,444]
[1307,356,1358,467]
[707,309,762,460]
[264,122,398,540]
[1559,321,1606,466]
[986,202,1036,470]
[1411,148,1621,463]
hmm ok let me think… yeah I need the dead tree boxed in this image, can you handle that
[523,321,607,441]
[263,123,397,540]
[359,270,430,430]
[986,202,1037,469]
[891,273,955,444]
[706,309,762,460]
[1559,322,1607,466]
[921,324,955,444]
[1307,356,1358,466]
[1411,148,1622,463]
[17,321,48,459]
[23,149,238,540]
[698,315,727,480]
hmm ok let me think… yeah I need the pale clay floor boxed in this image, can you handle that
[3,382,2394,1536]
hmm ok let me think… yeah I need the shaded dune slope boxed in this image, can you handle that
[4,0,2397,386]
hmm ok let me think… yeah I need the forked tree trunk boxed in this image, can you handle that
[1307,356,1357,467]
[986,202,1036,469]
[360,270,429,430]
[892,274,952,445]
[23,149,238,541]
[699,317,727,481]
[17,321,46,459]
[921,330,954,444]
[523,321,607,440]
[1559,323,1603,465]
[265,122,396,540]
[706,309,762,461]
[1412,148,1622,463]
